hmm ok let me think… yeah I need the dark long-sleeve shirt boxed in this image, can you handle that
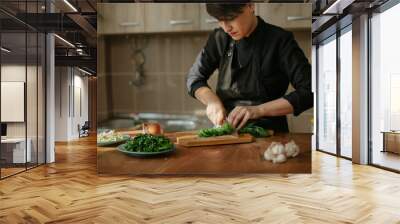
[186,16,313,131]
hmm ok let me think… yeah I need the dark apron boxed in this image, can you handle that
[215,38,289,133]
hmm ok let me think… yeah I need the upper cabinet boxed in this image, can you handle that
[200,4,219,31]
[97,3,145,35]
[97,3,311,35]
[144,4,200,33]
[256,3,311,30]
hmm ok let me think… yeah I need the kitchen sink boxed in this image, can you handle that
[98,112,212,133]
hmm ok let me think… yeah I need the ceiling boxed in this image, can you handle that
[0,0,97,74]
[311,0,390,43]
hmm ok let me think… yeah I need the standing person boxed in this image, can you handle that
[186,3,313,132]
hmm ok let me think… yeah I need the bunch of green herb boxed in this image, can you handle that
[198,123,235,137]
[123,134,173,152]
[238,123,272,138]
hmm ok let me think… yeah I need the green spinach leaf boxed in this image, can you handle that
[198,123,235,137]
[123,134,173,152]
[238,123,271,138]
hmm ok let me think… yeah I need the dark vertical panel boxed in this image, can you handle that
[24,0,28,171]
[36,0,39,167]
[367,11,373,165]
[44,0,48,164]
[315,44,319,151]
[0,13,2,179]
[336,29,341,157]
[72,68,75,118]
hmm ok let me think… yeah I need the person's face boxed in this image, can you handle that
[217,4,256,41]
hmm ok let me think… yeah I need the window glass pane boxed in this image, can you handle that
[38,32,45,165]
[339,28,352,158]
[1,13,28,177]
[371,3,400,171]
[317,36,337,154]
[27,30,38,169]
[0,1,46,179]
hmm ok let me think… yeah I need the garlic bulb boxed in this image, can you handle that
[272,153,287,163]
[264,142,285,161]
[264,142,277,161]
[264,147,274,161]
[271,143,285,155]
[267,142,279,151]
[264,140,300,163]
[285,140,300,158]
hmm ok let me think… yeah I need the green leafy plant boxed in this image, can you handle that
[238,123,272,138]
[123,134,173,152]
[198,123,235,137]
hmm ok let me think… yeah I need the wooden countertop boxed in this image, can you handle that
[97,133,311,175]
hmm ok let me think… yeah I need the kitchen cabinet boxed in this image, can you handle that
[199,4,219,31]
[97,3,145,35]
[382,131,400,154]
[144,4,200,33]
[256,3,311,30]
[97,3,311,35]
[200,4,262,31]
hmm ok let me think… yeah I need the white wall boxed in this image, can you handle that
[55,67,69,141]
[55,67,89,141]
[1,65,32,138]
[72,72,89,138]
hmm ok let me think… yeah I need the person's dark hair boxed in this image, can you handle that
[206,3,250,21]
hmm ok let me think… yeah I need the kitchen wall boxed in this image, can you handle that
[55,67,89,141]
[100,30,313,133]
[104,33,209,115]
[98,36,112,123]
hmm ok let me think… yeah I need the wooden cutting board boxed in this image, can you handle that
[176,133,254,147]
[117,130,144,136]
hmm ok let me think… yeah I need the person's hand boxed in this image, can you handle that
[206,102,226,126]
[227,106,261,129]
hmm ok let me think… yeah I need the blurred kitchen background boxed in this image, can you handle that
[1,0,398,179]
[97,3,313,133]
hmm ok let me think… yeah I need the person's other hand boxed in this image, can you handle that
[206,102,226,126]
[227,106,261,129]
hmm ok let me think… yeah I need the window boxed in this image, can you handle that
[339,27,352,158]
[0,1,47,179]
[317,35,337,154]
[371,2,400,171]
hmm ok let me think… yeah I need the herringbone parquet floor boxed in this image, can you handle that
[1,136,400,224]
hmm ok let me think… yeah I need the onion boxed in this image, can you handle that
[145,123,162,135]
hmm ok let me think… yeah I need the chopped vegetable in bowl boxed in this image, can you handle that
[97,130,128,144]
[122,134,173,152]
